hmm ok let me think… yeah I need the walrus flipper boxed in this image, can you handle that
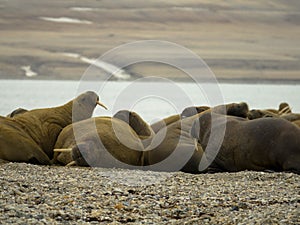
[19,142,52,165]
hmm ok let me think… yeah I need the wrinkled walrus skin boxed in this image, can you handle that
[144,102,248,174]
[64,103,250,173]
[0,91,102,164]
[56,110,203,173]
[54,110,153,166]
[55,116,145,167]
[62,114,204,173]
[193,112,300,174]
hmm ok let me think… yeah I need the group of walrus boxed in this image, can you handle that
[1,91,300,174]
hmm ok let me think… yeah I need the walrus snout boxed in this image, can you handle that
[72,91,108,122]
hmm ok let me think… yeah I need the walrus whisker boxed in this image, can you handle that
[97,101,108,110]
[53,148,72,153]
[66,161,76,167]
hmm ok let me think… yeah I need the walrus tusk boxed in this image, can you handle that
[66,161,76,167]
[53,148,72,153]
[279,106,291,115]
[97,101,108,110]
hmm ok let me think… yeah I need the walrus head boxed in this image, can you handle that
[72,91,107,122]
[226,102,249,118]
[278,102,291,115]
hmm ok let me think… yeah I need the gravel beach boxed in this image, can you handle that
[0,163,299,224]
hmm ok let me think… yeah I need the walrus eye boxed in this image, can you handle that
[95,97,99,106]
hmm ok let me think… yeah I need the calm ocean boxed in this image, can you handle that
[1,80,299,122]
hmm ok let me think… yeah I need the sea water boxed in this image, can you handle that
[0,80,299,122]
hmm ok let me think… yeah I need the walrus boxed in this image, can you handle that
[66,103,249,173]
[54,116,146,167]
[56,109,203,173]
[192,112,300,174]
[64,114,204,173]
[0,91,106,164]
[54,110,154,165]
[143,102,248,173]
[143,103,241,173]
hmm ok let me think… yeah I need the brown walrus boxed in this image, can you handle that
[192,112,300,174]
[67,103,249,173]
[0,91,106,164]
[56,108,203,173]
[65,114,204,173]
[143,102,248,173]
[54,115,147,167]
[54,110,154,165]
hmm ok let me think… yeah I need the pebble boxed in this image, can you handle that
[0,163,299,224]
